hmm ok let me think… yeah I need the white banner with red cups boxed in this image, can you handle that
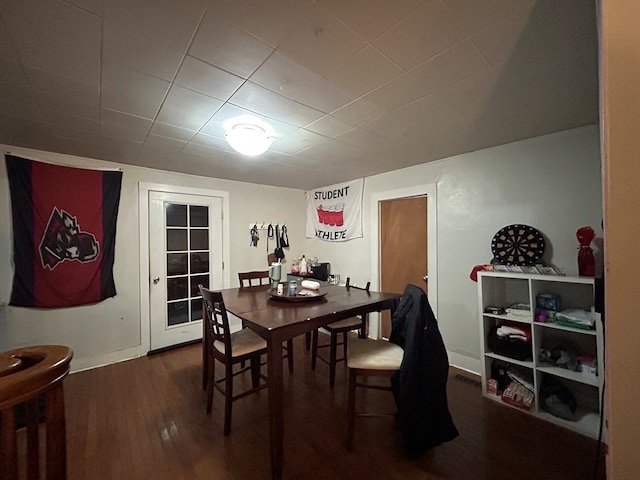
[306,178,363,241]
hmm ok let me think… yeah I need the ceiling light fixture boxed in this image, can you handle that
[224,121,273,157]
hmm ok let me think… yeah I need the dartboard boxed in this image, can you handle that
[491,224,545,266]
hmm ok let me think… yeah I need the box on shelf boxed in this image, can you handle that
[536,293,561,311]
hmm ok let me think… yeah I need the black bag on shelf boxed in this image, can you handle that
[487,326,532,361]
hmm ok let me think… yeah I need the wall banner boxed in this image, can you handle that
[5,154,123,308]
[306,178,363,242]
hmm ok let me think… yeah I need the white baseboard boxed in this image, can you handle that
[69,345,144,373]
[448,351,481,376]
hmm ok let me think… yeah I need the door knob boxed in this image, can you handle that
[152,276,160,284]
[423,275,428,283]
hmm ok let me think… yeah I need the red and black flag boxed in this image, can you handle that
[5,155,122,308]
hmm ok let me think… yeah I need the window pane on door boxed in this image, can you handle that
[190,230,208,250]
[167,229,187,251]
[166,204,187,227]
[167,277,188,300]
[168,301,189,326]
[190,205,209,227]
[190,298,203,322]
[191,252,209,274]
[167,253,188,275]
[191,275,209,296]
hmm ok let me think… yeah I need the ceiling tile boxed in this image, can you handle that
[277,4,367,77]
[266,100,325,128]
[209,0,315,47]
[270,128,327,154]
[156,85,224,131]
[101,61,171,119]
[200,103,254,138]
[443,0,536,35]
[305,115,353,137]
[141,134,187,155]
[26,67,99,106]
[101,109,153,133]
[0,86,42,122]
[320,0,426,42]
[65,0,103,16]
[149,122,197,142]
[49,114,101,144]
[104,0,207,52]
[374,0,466,70]
[187,133,232,151]
[331,98,387,126]
[0,20,21,63]
[327,46,403,99]
[0,114,56,151]
[250,52,353,112]
[38,92,101,122]
[470,8,535,66]
[103,22,184,81]
[175,56,245,100]
[53,136,102,160]
[101,122,148,143]
[100,136,143,163]
[189,10,274,78]
[228,81,291,116]
[1,0,101,85]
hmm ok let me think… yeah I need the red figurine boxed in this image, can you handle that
[576,226,595,277]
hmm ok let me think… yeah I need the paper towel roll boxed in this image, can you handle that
[301,280,320,290]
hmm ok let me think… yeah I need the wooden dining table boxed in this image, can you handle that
[213,282,402,480]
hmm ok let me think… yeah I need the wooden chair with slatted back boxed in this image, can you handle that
[199,285,268,435]
[0,345,74,479]
[346,334,403,451]
[311,277,369,387]
[238,270,271,287]
[238,271,294,372]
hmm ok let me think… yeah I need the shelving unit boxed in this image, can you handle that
[477,271,604,439]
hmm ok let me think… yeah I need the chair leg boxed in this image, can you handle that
[329,331,338,388]
[347,368,357,451]
[286,340,294,372]
[206,358,215,414]
[311,329,319,370]
[223,362,233,435]
[305,332,311,351]
[250,357,261,389]
[342,331,349,362]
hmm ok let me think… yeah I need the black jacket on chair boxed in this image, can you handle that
[390,284,459,458]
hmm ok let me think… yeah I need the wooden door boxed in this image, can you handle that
[380,196,428,338]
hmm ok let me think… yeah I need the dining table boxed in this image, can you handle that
[212,282,402,480]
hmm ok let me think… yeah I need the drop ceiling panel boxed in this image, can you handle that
[175,56,245,100]
[156,85,224,131]
[374,0,466,71]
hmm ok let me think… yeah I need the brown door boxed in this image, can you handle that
[380,196,428,338]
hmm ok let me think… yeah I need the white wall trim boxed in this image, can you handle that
[369,184,438,338]
[138,182,230,355]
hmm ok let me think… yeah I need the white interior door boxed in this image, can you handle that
[149,191,223,351]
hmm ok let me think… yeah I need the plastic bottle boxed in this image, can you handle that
[300,255,308,275]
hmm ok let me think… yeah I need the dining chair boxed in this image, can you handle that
[199,285,268,435]
[310,277,369,387]
[346,334,404,451]
[238,270,272,287]
[238,271,294,372]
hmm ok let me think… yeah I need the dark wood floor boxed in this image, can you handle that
[62,339,606,480]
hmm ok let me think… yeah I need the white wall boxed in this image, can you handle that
[0,146,306,371]
[0,125,601,373]
[307,125,602,373]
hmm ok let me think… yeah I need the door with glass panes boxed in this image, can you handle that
[149,191,223,351]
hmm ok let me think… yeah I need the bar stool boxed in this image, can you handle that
[0,345,73,479]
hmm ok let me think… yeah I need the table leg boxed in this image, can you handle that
[267,338,284,480]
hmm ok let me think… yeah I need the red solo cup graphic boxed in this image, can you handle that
[317,205,326,224]
[335,203,344,226]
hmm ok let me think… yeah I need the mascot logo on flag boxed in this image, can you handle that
[39,207,99,270]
